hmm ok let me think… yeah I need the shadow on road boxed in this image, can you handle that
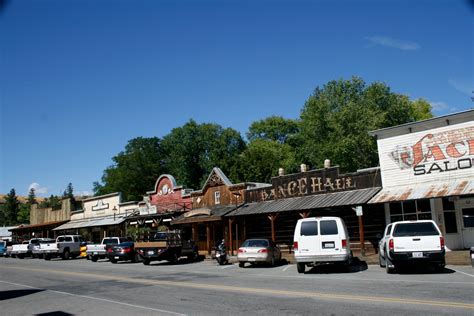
[0,289,44,301]
[394,265,456,275]
[306,257,368,274]
[35,312,73,316]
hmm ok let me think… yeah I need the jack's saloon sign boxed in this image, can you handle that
[381,123,473,186]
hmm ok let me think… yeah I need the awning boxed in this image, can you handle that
[9,220,69,232]
[171,205,237,225]
[369,180,473,204]
[53,216,126,231]
[226,187,381,217]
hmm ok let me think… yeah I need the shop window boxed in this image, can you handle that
[389,200,432,222]
[444,212,458,233]
[214,191,221,205]
[462,208,474,228]
[198,225,207,242]
[442,197,455,211]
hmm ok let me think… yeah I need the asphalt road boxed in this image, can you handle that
[0,256,473,316]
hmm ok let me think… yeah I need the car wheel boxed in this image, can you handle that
[62,250,70,260]
[170,253,179,264]
[91,256,98,262]
[18,254,24,259]
[297,263,305,274]
[143,258,150,265]
[44,255,51,260]
[110,259,117,264]
[271,256,275,267]
[238,261,245,268]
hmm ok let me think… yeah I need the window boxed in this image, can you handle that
[386,224,393,236]
[214,191,221,204]
[300,221,318,236]
[462,208,474,228]
[320,220,338,235]
[73,236,79,242]
[442,197,455,211]
[65,236,73,242]
[444,212,458,233]
[388,199,432,222]
[393,222,439,237]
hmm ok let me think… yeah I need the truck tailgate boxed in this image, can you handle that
[393,236,442,252]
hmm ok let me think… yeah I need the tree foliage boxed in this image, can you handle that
[0,189,20,225]
[247,116,299,144]
[297,77,433,172]
[161,120,246,189]
[39,195,62,210]
[27,188,37,205]
[93,137,165,201]
[63,183,74,199]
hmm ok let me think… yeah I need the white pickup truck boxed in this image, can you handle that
[379,220,445,273]
[86,237,129,262]
[10,238,50,259]
[39,235,85,260]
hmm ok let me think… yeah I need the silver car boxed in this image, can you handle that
[237,239,281,268]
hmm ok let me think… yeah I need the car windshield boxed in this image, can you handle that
[393,222,439,237]
[241,240,269,248]
[39,240,55,244]
[103,238,119,244]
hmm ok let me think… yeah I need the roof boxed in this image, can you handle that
[82,192,122,202]
[368,180,473,203]
[53,216,126,231]
[226,187,381,216]
[369,109,474,140]
[9,221,69,231]
[171,205,237,225]
[0,226,17,236]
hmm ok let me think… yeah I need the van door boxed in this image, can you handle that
[298,220,320,256]
[319,219,341,256]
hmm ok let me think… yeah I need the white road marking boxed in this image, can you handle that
[0,280,186,316]
[282,265,292,272]
[448,266,474,278]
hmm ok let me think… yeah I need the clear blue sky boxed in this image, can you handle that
[1,0,472,197]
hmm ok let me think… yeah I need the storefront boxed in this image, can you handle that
[369,109,474,250]
[226,164,385,255]
[53,192,128,242]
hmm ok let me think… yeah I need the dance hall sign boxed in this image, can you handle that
[378,121,474,187]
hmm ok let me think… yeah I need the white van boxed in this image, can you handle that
[293,216,352,273]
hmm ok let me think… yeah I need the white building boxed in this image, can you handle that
[369,110,474,250]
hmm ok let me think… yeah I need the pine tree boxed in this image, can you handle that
[4,188,20,225]
[27,188,37,205]
[63,183,74,199]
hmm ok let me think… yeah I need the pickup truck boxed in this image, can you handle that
[86,237,129,262]
[135,231,199,265]
[31,238,56,258]
[39,235,85,260]
[379,220,445,273]
[10,238,50,259]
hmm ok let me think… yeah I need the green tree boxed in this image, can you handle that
[161,120,246,189]
[235,139,297,183]
[2,189,20,225]
[94,137,166,201]
[298,77,433,172]
[17,204,30,224]
[247,116,299,144]
[38,195,62,210]
[63,183,74,199]
[27,187,37,205]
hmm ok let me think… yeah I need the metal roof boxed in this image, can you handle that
[53,216,126,231]
[9,221,69,231]
[368,180,473,204]
[226,187,381,217]
[171,205,237,225]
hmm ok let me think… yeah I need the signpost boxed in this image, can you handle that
[353,206,365,256]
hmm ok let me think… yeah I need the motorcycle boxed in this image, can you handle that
[215,242,228,265]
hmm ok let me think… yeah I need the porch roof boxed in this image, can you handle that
[53,216,126,231]
[226,187,381,217]
[171,205,237,225]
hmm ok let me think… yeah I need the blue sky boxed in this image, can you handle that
[1,0,473,197]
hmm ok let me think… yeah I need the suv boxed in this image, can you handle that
[293,217,352,273]
[379,220,445,273]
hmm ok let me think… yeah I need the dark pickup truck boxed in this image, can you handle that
[135,231,199,265]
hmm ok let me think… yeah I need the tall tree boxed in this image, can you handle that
[298,77,433,172]
[63,183,74,199]
[94,137,165,201]
[17,204,30,224]
[2,189,20,225]
[27,187,37,205]
[161,120,246,189]
[247,116,299,144]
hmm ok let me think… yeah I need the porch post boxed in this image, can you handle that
[228,218,235,255]
[268,214,278,242]
[206,224,211,255]
[358,215,365,256]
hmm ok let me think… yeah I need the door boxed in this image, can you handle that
[461,207,474,248]
[298,220,320,256]
[319,219,341,256]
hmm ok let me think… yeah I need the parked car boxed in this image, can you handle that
[379,220,445,273]
[293,216,352,273]
[31,238,56,258]
[0,240,11,257]
[86,237,129,262]
[237,239,281,267]
[39,235,85,260]
[135,230,199,265]
[10,238,50,259]
[107,242,140,263]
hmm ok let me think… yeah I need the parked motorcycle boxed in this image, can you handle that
[215,240,228,265]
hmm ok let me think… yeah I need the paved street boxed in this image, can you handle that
[0,257,473,316]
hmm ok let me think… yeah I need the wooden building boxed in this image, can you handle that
[225,164,385,255]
